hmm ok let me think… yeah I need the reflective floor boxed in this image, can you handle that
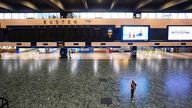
[0,52,192,108]
[1,51,192,59]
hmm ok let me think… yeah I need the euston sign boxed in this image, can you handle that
[43,19,92,25]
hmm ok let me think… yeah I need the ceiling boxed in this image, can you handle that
[0,0,192,12]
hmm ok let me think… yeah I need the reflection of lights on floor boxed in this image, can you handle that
[147,59,151,67]
[113,60,120,73]
[136,61,142,72]
[48,60,59,74]
[3,59,60,74]
[147,60,160,72]
[71,60,78,75]
[14,61,18,70]
[29,63,34,73]
[168,60,189,71]
[28,60,43,73]
[110,55,113,60]
[185,60,189,66]
[179,63,184,71]
[122,59,129,68]
[7,65,13,73]
[138,54,144,59]
[157,54,162,59]
[1,51,192,60]
[19,60,26,69]
[34,61,39,70]
[93,59,98,75]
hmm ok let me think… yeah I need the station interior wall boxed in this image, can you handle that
[0,18,191,42]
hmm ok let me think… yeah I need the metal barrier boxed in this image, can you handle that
[0,97,9,108]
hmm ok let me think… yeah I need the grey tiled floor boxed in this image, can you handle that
[0,58,192,108]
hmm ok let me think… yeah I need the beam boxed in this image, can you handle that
[81,0,88,9]
[20,1,39,11]
[160,0,188,10]
[0,2,14,11]
[42,0,65,11]
[110,0,118,10]
[136,0,152,10]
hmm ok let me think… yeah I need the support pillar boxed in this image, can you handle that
[16,47,20,54]
[60,47,68,59]
[130,46,137,58]
[165,48,171,52]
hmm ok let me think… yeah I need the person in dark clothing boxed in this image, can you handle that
[130,80,137,102]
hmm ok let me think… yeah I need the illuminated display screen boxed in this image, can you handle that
[168,26,192,40]
[122,26,149,41]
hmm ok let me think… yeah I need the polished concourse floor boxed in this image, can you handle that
[1,51,192,59]
[0,51,192,108]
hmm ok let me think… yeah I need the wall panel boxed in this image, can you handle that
[1,19,192,28]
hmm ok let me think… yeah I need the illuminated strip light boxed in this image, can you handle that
[50,0,65,10]
[20,1,39,10]
[0,2,14,11]
[160,0,188,10]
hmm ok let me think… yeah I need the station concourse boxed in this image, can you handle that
[0,0,192,108]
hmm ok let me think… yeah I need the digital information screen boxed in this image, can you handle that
[168,26,192,40]
[122,26,149,41]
